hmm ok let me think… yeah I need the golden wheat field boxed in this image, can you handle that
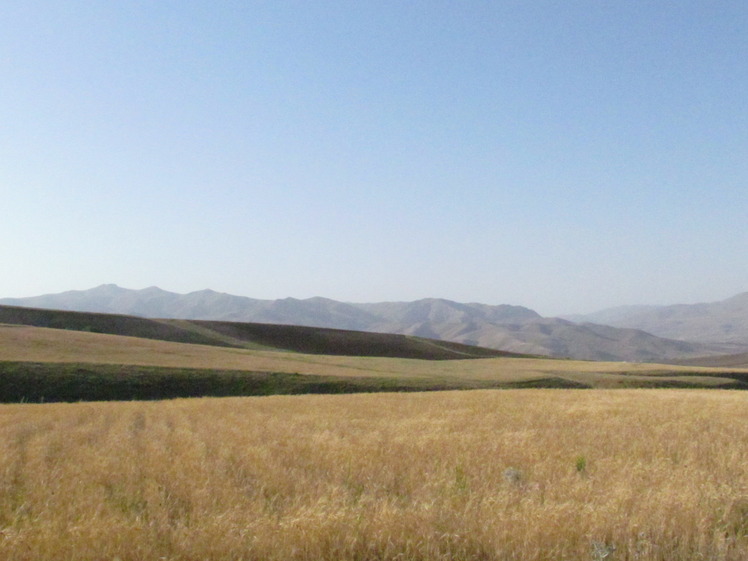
[1,389,747,561]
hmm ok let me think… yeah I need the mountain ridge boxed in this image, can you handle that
[567,292,748,344]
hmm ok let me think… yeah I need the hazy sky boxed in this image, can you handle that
[2,1,746,315]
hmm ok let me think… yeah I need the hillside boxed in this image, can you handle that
[2,322,747,402]
[3,285,741,361]
[0,304,519,360]
[669,351,748,368]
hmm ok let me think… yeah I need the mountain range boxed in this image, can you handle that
[564,292,748,344]
[2,284,747,362]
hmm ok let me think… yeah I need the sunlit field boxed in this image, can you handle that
[1,324,744,391]
[1,389,747,560]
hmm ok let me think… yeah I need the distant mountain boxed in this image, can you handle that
[562,305,661,326]
[0,286,540,331]
[0,285,378,330]
[566,293,748,345]
[1,284,742,362]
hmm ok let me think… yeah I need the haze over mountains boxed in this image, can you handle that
[2,284,747,362]
[565,293,748,344]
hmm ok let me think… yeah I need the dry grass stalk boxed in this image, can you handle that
[0,389,747,560]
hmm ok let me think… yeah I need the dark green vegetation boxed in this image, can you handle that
[0,304,522,360]
[0,362,592,403]
[1,358,746,403]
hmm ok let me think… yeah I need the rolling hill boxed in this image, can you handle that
[0,304,519,360]
[2,317,748,402]
[670,351,748,368]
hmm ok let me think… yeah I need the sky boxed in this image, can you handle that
[1,1,747,316]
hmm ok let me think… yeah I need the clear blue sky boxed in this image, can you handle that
[2,1,746,315]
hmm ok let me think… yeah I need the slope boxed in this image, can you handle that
[2,324,747,402]
[0,304,520,360]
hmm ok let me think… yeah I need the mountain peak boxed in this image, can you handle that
[88,283,127,294]
[138,286,170,294]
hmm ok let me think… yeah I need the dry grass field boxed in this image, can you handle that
[1,389,747,560]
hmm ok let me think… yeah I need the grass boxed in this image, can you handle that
[1,324,747,402]
[0,361,534,403]
[0,389,747,560]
